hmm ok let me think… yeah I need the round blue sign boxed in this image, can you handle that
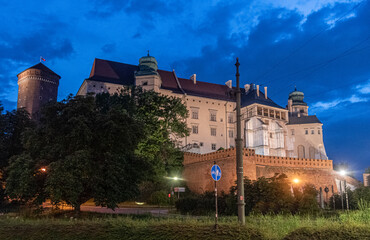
[211,165,222,181]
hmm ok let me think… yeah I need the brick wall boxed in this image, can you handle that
[183,148,359,195]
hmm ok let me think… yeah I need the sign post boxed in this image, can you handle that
[211,161,222,230]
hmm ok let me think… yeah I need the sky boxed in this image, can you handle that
[0,0,369,179]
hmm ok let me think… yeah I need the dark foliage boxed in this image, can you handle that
[176,174,320,216]
[5,88,188,211]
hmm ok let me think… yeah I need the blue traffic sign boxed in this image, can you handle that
[211,165,222,181]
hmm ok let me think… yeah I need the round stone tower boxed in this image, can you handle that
[17,63,60,119]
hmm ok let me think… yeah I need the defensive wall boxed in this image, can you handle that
[183,148,360,195]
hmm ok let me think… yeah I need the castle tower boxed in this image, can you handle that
[135,53,162,92]
[287,88,308,116]
[17,63,60,119]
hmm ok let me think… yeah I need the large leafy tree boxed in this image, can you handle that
[0,104,34,204]
[6,88,188,210]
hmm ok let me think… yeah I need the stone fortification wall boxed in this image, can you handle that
[183,148,359,194]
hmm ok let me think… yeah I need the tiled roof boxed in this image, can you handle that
[18,63,61,78]
[88,58,235,101]
[86,58,287,106]
[87,58,137,85]
[287,115,322,125]
[241,89,285,109]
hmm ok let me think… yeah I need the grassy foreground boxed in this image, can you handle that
[0,210,369,240]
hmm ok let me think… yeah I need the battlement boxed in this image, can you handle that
[255,154,333,169]
[184,148,332,170]
[183,148,255,165]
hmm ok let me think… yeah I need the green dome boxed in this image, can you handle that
[136,53,158,76]
[288,88,307,106]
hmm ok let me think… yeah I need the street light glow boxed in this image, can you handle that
[339,170,347,176]
[173,177,179,181]
[293,178,300,184]
[40,168,46,172]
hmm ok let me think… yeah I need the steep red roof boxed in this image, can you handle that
[87,58,235,101]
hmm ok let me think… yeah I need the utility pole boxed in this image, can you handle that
[235,58,245,224]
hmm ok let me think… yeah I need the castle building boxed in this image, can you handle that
[77,55,327,160]
[17,63,60,119]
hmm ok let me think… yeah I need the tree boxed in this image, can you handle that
[6,88,188,211]
[0,105,34,205]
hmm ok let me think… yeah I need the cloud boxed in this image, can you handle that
[311,94,369,111]
[0,16,74,110]
[355,79,370,94]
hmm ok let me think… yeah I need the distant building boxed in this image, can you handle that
[17,63,60,119]
[364,173,370,186]
[77,54,328,160]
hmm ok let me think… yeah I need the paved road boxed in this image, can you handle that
[80,205,169,215]
[43,202,169,216]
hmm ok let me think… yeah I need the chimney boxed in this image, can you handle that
[225,80,232,88]
[264,86,268,99]
[256,85,260,97]
[244,84,250,92]
[190,74,196,84]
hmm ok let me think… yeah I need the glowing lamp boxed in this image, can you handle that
[339,170,347,176]
[293,178,300,184]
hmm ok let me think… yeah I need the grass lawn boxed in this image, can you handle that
[0,210,369,239]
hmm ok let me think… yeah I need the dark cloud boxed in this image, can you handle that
[170,1,370,174]
[101,43,116,53]
[0,16,74,111]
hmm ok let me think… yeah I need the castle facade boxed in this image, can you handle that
[77,55,327,160]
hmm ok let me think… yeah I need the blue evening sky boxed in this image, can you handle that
[0,0,369,179]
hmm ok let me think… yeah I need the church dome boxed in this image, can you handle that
[288,88,307,106]
[136,52,158,76]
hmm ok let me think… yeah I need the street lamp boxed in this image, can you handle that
[291,178,300,197]
[40,167,47,172]
[338,170,349,211]
[293,178,300,184]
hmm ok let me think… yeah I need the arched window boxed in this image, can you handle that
[298,145,305,158]
[309,147,315,159]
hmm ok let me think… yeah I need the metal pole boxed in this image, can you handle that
[344,180,349,210]
[340,180,344,210]
[215,174,218,229]
[235,57,245,224]
[332,185,335,210]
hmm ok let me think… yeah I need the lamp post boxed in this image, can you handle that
[291,178,300,197]
[235,58,245,225]
[339,170,349,211]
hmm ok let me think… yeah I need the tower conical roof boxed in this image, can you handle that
[17,63,61,78]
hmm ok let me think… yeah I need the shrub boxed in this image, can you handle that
[284,226,370,240]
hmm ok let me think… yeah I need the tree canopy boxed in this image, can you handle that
[6,88,189,210]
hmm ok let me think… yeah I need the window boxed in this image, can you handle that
[269,109,274,118]
[200,142,204,147]
[311,129,314,134]
[318,129,321,134]
[211,128,217,136]
[270,133,273,138]
[228,114,233,123]
[257,107,262,116]
[192,125,198,134]
[263,108,268,117]
[192,110,198,119]
[210,112,217,121]
[305,129,308,135]
[229,130,234,138]
[211,144,216,150]
[298,145,305,158]
[291,129,295,135]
